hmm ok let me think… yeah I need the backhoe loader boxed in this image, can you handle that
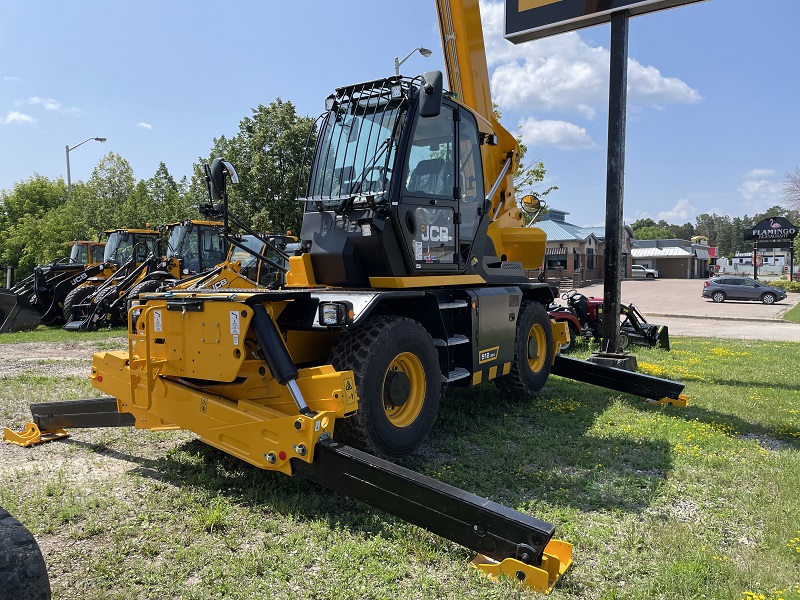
[3,0,690,593]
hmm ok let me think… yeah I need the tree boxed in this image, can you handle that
[85,152,136,232]
[633,226,671,240]
[784,167,800,210]
[195,100,317,235]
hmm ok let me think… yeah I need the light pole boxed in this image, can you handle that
[394,47,432,76]
[66,136,106,193]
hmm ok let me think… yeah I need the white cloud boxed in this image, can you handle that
[744,168,775,179]
[518,116,595,149]
[138,122,153,130]
[480,1,701,117]
[4,76,21,82]
[738,177,781,208]
[29,97,61,111]
[657,198,696,223]
[2,111,37,125]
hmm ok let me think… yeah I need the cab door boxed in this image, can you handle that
[396,102,485,274]
[397,102,460,273]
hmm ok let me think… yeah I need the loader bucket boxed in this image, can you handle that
[655,325,670,351]
[0,288,41,333]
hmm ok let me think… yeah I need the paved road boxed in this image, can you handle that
[557,279,800,342]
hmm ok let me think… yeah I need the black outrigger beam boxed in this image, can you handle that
[551,355,688,405]
[292,439,572,593]
[5,400,572,592]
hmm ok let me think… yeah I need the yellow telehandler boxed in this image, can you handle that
[4,0,688,593]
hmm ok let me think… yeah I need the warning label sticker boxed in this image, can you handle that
[230,311,240,335]
[153,310,162,333]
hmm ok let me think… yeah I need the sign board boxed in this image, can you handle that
[505,0,708,43]
[743,216,798,242]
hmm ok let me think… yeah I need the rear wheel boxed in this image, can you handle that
[0,506,51,600]
[330,316,441,459]
[62,285,95,322]
[761,293,776,305]
[495,301,554,395]
[712,291,726,303]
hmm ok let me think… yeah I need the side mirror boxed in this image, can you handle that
[209,158,240,201]
[419,71,443,118]
[521,194,543,214]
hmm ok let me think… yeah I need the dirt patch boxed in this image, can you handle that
[0,339,126,379]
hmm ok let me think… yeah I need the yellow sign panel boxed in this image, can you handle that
[519,0,561,10]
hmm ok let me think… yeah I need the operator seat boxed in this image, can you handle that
[408,158,447,196]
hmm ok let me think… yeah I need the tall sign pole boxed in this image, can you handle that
[601,10,629,354]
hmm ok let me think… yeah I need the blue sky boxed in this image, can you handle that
[2,0,797,227]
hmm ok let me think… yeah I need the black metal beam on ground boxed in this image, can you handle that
[30,398,135,430]
[292,439,555,566]
[551,354,684,400]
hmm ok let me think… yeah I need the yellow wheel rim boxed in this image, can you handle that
[383,352,426,427]
[527,323,547,373]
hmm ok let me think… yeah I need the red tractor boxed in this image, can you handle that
[549,289,670,352]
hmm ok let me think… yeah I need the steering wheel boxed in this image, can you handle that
[562,289,578,300]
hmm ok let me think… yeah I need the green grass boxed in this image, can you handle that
[1,338,799,599]
[0,324,127,344]
[785,301,800,324]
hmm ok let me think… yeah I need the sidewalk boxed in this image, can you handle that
[562,279,800,341]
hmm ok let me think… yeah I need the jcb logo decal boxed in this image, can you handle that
[70,272,88,286]
[479,346,499,364]
[519,0,561,10]
[420,225,450,242]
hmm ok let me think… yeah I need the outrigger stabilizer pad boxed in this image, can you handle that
[3,422,69,447]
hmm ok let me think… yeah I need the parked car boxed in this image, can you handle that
[631,264,659,279]
[701,276,787,304]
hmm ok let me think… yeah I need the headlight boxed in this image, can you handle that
[318,302,353,326]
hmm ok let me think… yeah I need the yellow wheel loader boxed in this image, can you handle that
[64,221,225,331]
[0,240,107,333]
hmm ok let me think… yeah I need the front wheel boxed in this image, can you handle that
[761,293,776,305]
[712,291,726,303]
[495,301,554,395]
[330,316,441,459]
[646,273,655,279]
[0,506,51,600]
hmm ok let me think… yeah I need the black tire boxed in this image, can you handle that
[330,315,441,459]
[560,322,580,354]
[646,273,655,279]
[0,506,51,600]
[62,284,95,322]
[126,279,164,314]
[761,293,776,305]
[90,286,122,328]
[712,291,726,303]
[495,301,554,395]
[618,331,630,351]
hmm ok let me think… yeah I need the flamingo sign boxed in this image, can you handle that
[744,217,798,241]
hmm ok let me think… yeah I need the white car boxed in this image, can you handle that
[631,265,659,279]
